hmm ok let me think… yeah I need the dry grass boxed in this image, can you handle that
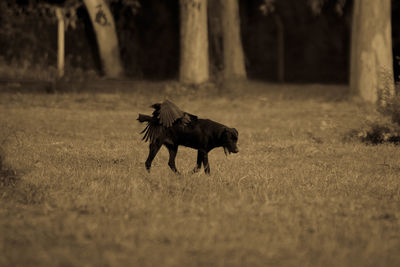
[0,81,400,267]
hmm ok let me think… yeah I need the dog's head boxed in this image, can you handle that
[221,127,239,155]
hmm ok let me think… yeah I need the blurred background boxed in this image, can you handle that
[0,0,399,83]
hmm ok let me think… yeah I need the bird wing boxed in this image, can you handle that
[158,100,185,127]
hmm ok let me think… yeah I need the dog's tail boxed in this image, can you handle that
[137,114,163,143]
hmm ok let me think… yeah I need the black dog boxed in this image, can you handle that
[137,100,239,174]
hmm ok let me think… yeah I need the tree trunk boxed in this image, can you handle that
[55,8,65,79]
[208,0,223,76]
[350,0,394,103]
[179,0,209,84]
[350,0,360,92]
[220,0,246,80]
[83,0,123,78]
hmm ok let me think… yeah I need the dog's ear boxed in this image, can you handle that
[220,129,229,155]
[231,128,238,138]
[221,128,238,139]
[219,128,228,140]
[225,128,238,140]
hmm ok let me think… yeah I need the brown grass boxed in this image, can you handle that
[0,81,399,267]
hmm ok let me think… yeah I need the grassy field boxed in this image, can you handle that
[0,81,400,267]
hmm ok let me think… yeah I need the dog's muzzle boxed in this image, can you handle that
[224,146,239,155]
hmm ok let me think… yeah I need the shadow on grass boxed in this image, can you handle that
[0,148,19,196]
[0,145,48,205]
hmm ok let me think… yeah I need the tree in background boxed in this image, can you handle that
[350,0,394,103]
[208,0,223,78]
[179,0,209,84]
[0,1,83,80]
[0,0,140,80]
[83,0,123,78]
[260,0,285,82]
[310,0,394,103]
[220,0,246,80]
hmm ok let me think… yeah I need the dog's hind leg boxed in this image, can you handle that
[166,144,180,174]
[145,142,162,172]
[192,150,204,173]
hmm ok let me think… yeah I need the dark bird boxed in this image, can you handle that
[137,100,239,174]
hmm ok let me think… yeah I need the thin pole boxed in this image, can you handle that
[55,8,65,79]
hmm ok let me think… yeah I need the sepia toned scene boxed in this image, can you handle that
[1,0,400,266]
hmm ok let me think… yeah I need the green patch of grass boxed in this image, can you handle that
[0,82,400,266]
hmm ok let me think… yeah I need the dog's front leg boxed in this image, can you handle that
[145,142,162,172]
[203,152,210,174]
[166,144,180,174]
[192,150,204,173]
